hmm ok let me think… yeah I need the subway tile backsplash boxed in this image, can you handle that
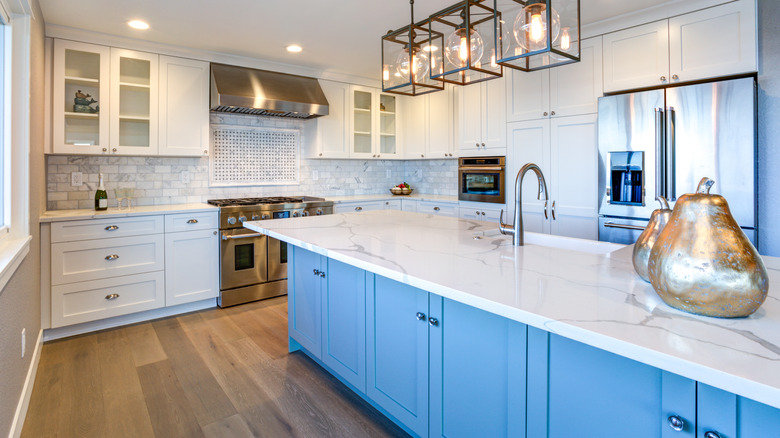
[46,114,458,210]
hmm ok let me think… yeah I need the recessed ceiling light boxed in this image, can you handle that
[128,20,149,30]
[286,45,303,53]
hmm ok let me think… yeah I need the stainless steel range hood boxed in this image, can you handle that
[210,63,329,119]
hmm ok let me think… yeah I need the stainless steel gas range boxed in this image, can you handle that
[207,196,333,307]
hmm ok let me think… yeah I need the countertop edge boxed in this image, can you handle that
[40,203,219,222]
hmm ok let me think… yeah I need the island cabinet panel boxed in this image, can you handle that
[367,275,430,437]
[289,246,324,358]
[429,298,528,438]
[698,383,780,438]
[321,259,368,393]
[527,327,697,437]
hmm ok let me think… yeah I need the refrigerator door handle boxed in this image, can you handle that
[666,106,676,201]
[654,108,666,200]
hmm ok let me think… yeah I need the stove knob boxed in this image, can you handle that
[292,211,300,218]
[302,211,310,217]
[316,209,323,216]
[238,215,247,223]
[262,214,269,220]
[251,215,261,221]
[227,216,237,225]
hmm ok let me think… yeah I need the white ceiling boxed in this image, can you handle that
[39,0,660,80]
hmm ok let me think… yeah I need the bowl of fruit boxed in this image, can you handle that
[390,183,412,195]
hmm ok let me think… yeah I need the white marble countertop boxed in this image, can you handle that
[326,193,459,204]
[40,203,218,222]
[244,210,780,409]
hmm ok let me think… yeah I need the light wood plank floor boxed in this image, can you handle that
[22,297,408,438]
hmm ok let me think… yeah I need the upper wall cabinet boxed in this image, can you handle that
[52,39,210,156]
[507,37,603,122]
[603,0,756,93]
[305,80,351,159]
[350,86,401,160]
[158,56,210,157]
[457,76,506,157]
[403,85,456,160]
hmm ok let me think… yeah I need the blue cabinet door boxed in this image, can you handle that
[527,327,696,438]
[367,275,429,437]
[321,258,368,393]
[288,247,323,358]
[697,382,780,438]
[429,297,528,438]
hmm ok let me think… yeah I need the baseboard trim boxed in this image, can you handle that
[8,329,43,438]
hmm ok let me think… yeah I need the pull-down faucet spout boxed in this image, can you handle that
[499,163,548,246]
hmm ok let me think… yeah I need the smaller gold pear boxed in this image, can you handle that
[648,177,768,318]
[633,197,672,282]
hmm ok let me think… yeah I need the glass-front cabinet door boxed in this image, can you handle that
[349,86,401,159]
[379,94,398,157]
[110,49,158,155]
[52,40,110,154]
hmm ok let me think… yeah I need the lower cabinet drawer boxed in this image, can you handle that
[51,271,165,328]
[51,216,164,243]
[165,211,218,232]
[418,201,457,217]
[51,234,165,285]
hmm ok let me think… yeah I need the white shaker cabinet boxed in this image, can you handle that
[459,206,502,223]
[306,80,351,158]
[334,200,386,214]
[158,56,210,156]
[109,48,159,155]
[603,0,756,92]
[403,86,456,159]
[350,86,401,159]
[164,229,219,306]
[507,114,598,240]
[457,77,506,157]
[507,37,603,122]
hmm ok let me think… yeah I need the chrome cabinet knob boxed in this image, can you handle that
[319,271,325,278]
[543,111,548,116]
[187,219,199,224]
[416,312,426,321]
[481,212,485,216]
[704,432,721,438]
[660,76,667,82]
[102,148,107,152]
[475,210,480,215]
[421,154,425,157]
[313,269,320,276]
[105,254,119,261]
[429,317,439,327]
[377,154,380,158]
[105,293,120,300]
[213,231,217,235]
[475,142,479,147]
[667,415,685,431]
[112,148,117,152]
[204,149,208,154]
[355,206,363,211]
[551,111,556,116]
[481,142,485,147]
[433,206,440,211]
[319,153,323,156]
[672,74,679,80]
[104,225,119,231]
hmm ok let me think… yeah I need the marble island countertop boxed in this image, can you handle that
[244,210,780,410]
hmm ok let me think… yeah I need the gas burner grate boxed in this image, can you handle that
[207,197,305,207]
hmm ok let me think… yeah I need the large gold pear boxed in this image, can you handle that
[647,178,768,318]
[633,197,672,282]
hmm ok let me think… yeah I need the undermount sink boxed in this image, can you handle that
[474,229,625,255]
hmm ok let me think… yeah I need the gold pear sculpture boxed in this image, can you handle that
[632,196,672,282]
[648,177,768,318]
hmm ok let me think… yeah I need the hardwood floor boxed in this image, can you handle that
[22,297,408,438]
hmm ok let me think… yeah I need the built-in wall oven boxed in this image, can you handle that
[458,156,505,204]
[208,196,333,307]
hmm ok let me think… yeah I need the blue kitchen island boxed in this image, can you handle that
[244,210,780,437]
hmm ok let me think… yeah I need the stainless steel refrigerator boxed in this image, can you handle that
[597,77,757,246]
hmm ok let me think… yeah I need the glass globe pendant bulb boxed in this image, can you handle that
[444,27,484,66]
[513,2,561,53]
[396,46,430,83]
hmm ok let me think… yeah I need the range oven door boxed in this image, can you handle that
[220,228,267,290]
[267,237,288,282]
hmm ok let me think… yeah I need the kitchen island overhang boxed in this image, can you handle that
[244,210,780,411]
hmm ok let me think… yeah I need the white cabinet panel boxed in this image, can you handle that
[508,120,550,235]
[507,70,549,122]
[603,20,670,92]
[458,84,483,152]
[417,201,457,217]
[669,0,756,83]
[427,88,455,158]
[458,78,506,156]
[383,199,402,210]
[483,77,507,150]
[51,215,164,243]
[334,201,385,214]
[307,80,351,158]
[403,95,427,159]
[165,229,219,306]
[158,56,209,156]
[164,211,218,232]
[402,199,418,212]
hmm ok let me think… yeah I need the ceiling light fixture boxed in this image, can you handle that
[127,20,149,30]
[286,45,303,53]
[494,0,580,71]
[381,0,445,96]
[428,0,502,86]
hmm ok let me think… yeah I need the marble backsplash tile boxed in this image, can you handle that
[46,114,457,210]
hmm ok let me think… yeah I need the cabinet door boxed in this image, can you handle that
[482,77,507,150]
[383,199,402,210]
[164,229,218,306]
[603,20,670,92]
[52,39,110,154]
[312,80,350,158]
[321,259,367,393]
[333,200,385,214]
[429,298,527,438]
[549,114,598,240]
[669,0,757,84]
[110,48,159,155]
[367,276,429,437]
[550,36,603,117]
[378,93,400,159]
[527,328,696,438]
[289,247,323,358]
[458,83,483,153]
[507,119,550,234]
[350,86,376,159]
[507,69,549,122]
[403,94,427,159]
[158,56,209,157]
[401,199,418,212]
[697,383,780,438]
[427,87,454,158]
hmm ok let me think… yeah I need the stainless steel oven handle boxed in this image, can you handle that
[666,106,676,201]
[655,107,665,200]
[603,222,646,231]
[458,166,505,171]
[221,232,265,240]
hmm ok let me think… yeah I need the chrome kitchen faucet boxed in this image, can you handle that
[499,163,549,246]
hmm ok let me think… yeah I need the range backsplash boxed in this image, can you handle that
[46,114,457,210]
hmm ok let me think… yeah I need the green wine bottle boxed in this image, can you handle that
[95,172,108,211]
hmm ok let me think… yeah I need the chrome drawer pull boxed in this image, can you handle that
[105,225,119,231]
[105,254,119,261]
[604,222,646,231]
[187,219,199,224]
[105,293,120,300]
[355,207,363,211]
[433,207,440,211]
